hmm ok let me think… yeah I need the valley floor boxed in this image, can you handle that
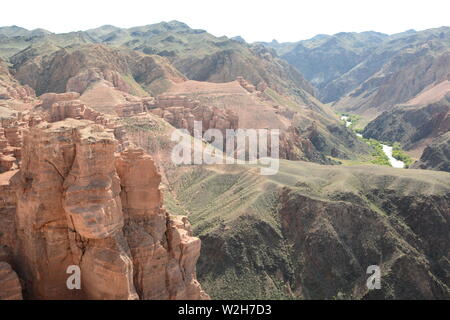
[339,114,413,168]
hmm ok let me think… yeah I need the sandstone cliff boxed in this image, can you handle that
[0,58,37,112]
[0,115,208,300]
[0,261,22,300]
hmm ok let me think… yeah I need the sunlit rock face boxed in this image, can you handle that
[1,117,208,300]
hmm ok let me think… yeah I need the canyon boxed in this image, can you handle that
[0,21,448,300]
[270,28,450,171]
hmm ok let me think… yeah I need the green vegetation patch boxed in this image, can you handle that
[392,142,414,168]
[364,138,391,166]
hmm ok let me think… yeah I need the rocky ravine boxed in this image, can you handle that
[362,94,450,169]
[268,27,450,117]
[412,131,450,172]
[170,163,450,300]
[0,103,208,299]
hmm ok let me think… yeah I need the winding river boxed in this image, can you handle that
[341,116,405,168]
[381,144,405,168]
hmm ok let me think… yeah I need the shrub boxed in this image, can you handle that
[392,142,414,167]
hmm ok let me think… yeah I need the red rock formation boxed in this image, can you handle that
[3,118,208,300]
[37,92,111,126]
[40,92,82,109]
[0,119,24,173]
[150,95,239,135]
[41,90,147,119]
[0,154,15,172]
[0,59,37,112]
[0,262,22,300]
[0,127,12,172]
[115,101,144,117]
[0,170,18,251]
[236,76,256,93]
[256,81,268,92]
[116,147,208,299]
[66,68,132,94]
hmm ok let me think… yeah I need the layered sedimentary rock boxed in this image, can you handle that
[1,118,207,300]
[0,262,22,300]
[0,58,37,112]
[115,101,145,117]
[0,117,25,173]
[412,131,450,172]
[116,148,207,299]
[278,125,333,163]
[33,92,134,154]
[161,79,371,163]
[0,171,21,299]
[66,68,133,94]
[40,92,82,109]
[38,92,110,126]
[0,127,14,172]
[236,76,256,93]
[11,44,185,97]
[0,171,18,254]
[150,95,239,135]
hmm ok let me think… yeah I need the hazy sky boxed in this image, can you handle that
[2,0,449,42]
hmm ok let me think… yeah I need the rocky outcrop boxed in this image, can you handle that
[236,76,256,93]
[115,101,145,118]
[0,170,18,256]
[0,127,13,172]
[116,148,207,299]
[278,189,450,299]
[0,261,23,300]
[362,96,450,155]
[40,92,82,109]
[0,58,37,112]
[236,77,270,100]
[278,125,337,164]
[0,171,21,300]
[150,95,239,135]
[66,68,133,94]
[37,92,110,126]
[0,83,35,104]
[11,44,185,97]
[412,131,450,172]
[39,83,149,121]
[2,118,207,300]
[0,117,25,173]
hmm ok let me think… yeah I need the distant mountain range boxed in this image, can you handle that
[0,21,370,165]
[262,27,450,169]
[1,22,449,169]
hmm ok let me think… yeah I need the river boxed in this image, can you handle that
[381,144,405,168]
[340,116,405,168]
[341,115,352,128]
